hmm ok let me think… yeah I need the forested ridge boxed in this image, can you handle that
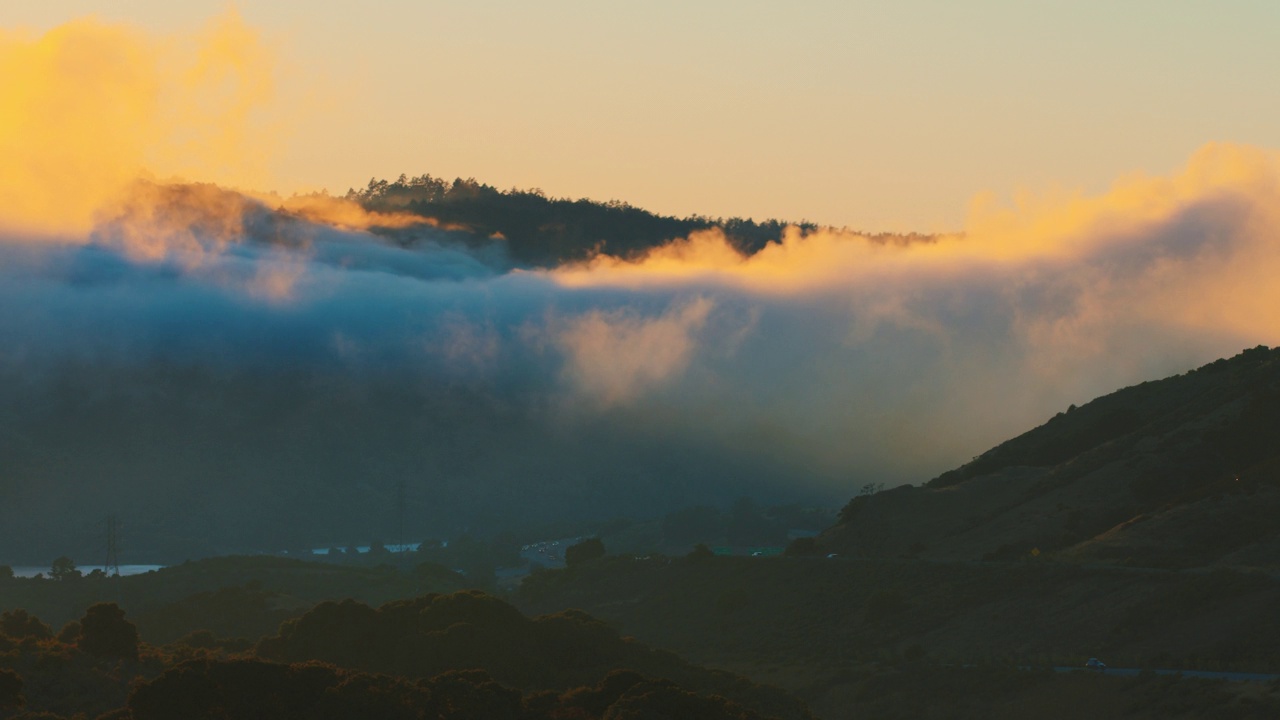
[346,173,937,266]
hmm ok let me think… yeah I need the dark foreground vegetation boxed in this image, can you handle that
[0,587,805,720]
[5,546,1280,719]
[4,588,1279,720]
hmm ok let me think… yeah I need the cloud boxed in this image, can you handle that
[4,16,1280,559]
[556,298,713,408]
[0,9,277,238]
[5,140,1280,559]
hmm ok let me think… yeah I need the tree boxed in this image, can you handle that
[0,565,13,581]
[368,541,392,560]
[78,603,139,661]
[49,556,81,581]
[0,610,52,640]
[860,482,886,496]
[57,621,82,644]
[564,538,606,568]
[0,668,22,710]
[423,669,522,720]
[687,543,715,560]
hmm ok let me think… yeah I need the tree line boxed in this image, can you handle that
[345,173,936,267]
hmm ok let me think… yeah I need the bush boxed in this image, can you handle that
[0,668,23,709]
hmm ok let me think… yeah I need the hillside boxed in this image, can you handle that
[512,349,1280,716]
[818,346,1280,570]
[514,555,1280,717]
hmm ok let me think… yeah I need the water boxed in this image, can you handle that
[310,542,422,555]
[9,564,163,578]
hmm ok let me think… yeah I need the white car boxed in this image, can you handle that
[1085,658,1107,671]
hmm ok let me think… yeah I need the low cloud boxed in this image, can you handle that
[4,143,1280,559]
[557,298,713,408]
[4,17,1280,559]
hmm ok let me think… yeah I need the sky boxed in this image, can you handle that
[8,1,1280,232]
[4,3,1280,558]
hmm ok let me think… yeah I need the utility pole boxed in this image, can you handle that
[396,479,407,571]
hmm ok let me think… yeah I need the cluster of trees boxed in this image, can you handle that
[127,661,770,720]
[820,661,1280,720]
[0,604,145,718]
[308,536,520,590]
[345,173,934,268]
[0,591,807,720]
[2,604,139,661]
[253,590,804,717]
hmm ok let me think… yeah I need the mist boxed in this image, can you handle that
[2,144,1278,561]
[4,13,1280,562]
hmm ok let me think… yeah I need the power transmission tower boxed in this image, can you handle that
[104,514,122,577]
[396,479,407,570]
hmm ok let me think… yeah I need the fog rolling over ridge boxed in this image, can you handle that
[4,14,1280,562]
[3,143,1280,561]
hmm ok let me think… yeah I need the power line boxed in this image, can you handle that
[104,514,121,577]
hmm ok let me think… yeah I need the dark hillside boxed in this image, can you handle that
[822,346,1280,569]
[515,554,1280,718]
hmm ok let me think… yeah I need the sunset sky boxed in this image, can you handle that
[10,1,1280,231]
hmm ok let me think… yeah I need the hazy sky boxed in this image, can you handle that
[10,1,1280,232]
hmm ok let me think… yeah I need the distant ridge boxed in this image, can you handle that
[820,346,1280,570]
[349,173,939,267]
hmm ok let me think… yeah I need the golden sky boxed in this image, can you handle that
[8,1,1280,232]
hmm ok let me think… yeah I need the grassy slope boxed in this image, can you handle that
[821,346,1280,569]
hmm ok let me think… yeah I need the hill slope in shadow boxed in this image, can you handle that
[820,346,1280,570]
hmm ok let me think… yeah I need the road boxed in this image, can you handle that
[1053,667,1280,683]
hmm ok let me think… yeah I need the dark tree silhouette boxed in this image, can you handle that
[603,678,763,720]
[0,668,23,710]
[77,603,139,661]
[49,556,81,581]
[687,543,715,560]
[56,621,82,644]
[0,610,52,640]
[423,669,523,720]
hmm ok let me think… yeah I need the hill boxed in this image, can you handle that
[818,345,1280,570]
[348,173,936,266]
[511,349,1280,716]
